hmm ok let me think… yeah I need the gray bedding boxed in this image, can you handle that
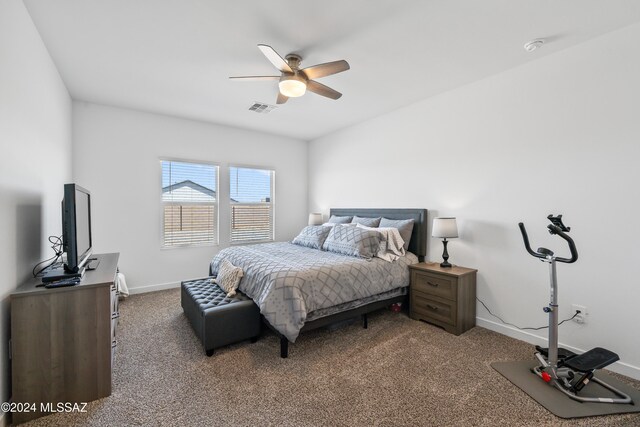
[210,242,418,342]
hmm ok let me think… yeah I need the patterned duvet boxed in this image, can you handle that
[210,242,418,342]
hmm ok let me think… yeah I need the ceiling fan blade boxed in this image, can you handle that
[258,44,292,73]
[302,60,350,80]
[229,76,280,81]
[306,80,342,100]
[276,92,289,104]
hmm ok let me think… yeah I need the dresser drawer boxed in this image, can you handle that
[412,271,457,301]
[411,291,457,326]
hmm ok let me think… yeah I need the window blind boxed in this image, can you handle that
[161,160,218,247]
[229,166,274,244]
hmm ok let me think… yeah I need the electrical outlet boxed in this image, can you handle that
[571,304,588,324]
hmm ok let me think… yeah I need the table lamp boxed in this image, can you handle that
[308,213,323,226]
[432,217,458,267]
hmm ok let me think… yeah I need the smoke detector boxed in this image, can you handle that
[524,39,544,52]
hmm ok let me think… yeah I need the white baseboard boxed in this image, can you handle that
[128,281,180,295]
[477,317,640,380]
[127,275,213,295]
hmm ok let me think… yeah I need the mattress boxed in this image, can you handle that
[210,242,418,342]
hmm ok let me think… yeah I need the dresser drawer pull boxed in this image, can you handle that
[112,339,117,348]
[426,304,439,311]
[112,312,120,320]
[427,281,439,287]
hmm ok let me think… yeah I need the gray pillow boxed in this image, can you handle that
[322,225,381,259]
[379,218,415,250]
[328,215,353,224]
[292,226,332,249]
[351,216,381,227]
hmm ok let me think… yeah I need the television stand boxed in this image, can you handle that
[40,265,85,283]
[11,253,120,425]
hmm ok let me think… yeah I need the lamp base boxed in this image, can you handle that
[440,238,452,268]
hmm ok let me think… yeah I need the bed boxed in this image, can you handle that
[210,208,428,357]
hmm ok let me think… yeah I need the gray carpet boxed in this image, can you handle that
[24,288,640,427]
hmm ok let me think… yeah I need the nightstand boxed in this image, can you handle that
[409,262,477,335]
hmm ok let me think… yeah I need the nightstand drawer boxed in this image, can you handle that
[412,271,457,300]
[411,292,457,326]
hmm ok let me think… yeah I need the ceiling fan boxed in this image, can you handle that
[230,44,350,104]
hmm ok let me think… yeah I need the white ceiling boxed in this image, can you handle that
[24,0,640,141]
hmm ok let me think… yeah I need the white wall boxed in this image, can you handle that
[73,103,307,292]
[0,0,72,409]
[309,23,640,378]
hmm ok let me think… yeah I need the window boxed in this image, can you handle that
[229,166,274,244]
[161,160,218,247]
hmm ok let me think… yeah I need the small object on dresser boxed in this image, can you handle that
[44,277,81,288]
[86,258,101,270]
[432,217,459,268]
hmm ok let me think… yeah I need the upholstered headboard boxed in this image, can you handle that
[329,208,428,261]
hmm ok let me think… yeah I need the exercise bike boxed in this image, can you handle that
[519,215,633,404]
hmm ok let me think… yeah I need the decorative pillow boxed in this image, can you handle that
[322,222,356,227]
[213,259,244,297]
[379,218,415,250]
[327,215,353,224]
[351,216,381,227]
[356,224,406,262]
[292,225,332,249]
[322,225,381,260]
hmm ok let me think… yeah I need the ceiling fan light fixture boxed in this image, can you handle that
[279,74,307,97]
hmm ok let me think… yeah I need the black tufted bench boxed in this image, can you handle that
[181,278,261,356]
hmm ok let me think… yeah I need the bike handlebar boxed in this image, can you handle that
[546,224,578,263]
[518,223,544,259]
[518,221,578,263]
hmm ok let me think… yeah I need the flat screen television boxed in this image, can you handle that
[62,183,93,273]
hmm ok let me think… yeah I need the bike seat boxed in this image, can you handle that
[537,247,554,256]
[563,347,619,372]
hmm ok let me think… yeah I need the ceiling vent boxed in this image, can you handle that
[248,102,277,114]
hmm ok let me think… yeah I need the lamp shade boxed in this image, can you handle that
[308,213,323,226]
[432,217,458,238]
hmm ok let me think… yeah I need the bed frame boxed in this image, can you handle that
[268,208,428,358]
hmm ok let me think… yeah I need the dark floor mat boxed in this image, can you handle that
[492,360,640,419]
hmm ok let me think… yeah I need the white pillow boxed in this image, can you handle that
[322,222,356,227]
[356,223,406,262]
[213,259,244,297]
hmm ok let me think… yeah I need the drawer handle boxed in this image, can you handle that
[112,312,120,320]
[112,339,117,348]
[426,304,439,311]
[427,281,439,287]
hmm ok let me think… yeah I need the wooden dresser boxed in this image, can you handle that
[409,262,477,335]
[10,253,119,425]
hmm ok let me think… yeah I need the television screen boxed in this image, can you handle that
[63,184,92,273]
[74,189,91,259]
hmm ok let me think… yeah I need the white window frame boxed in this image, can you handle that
[229,164,275,245]
[160,158,220,248]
